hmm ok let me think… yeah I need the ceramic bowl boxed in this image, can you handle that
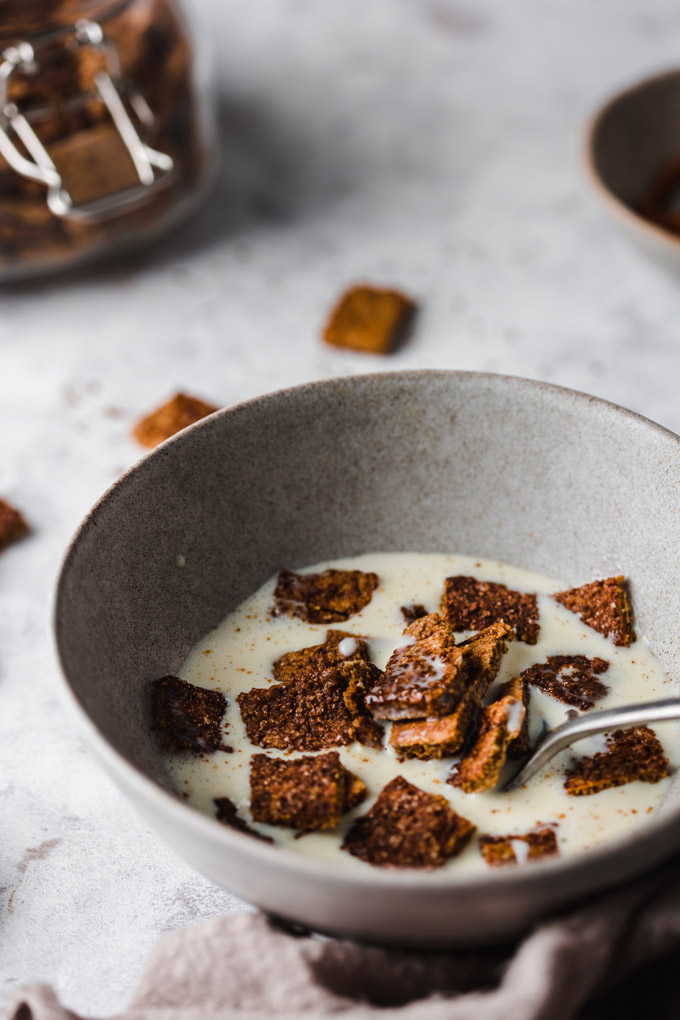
[586,69,680,268]
[55,371,680,947]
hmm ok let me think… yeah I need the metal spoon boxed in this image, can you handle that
[503,697,680,791]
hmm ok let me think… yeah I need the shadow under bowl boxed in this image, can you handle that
[587,69,680,267]
[55,371,680,947]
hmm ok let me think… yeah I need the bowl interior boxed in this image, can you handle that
[590,70,680,212]
[56,372,680,814]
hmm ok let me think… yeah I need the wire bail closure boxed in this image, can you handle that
[0,19,174,223]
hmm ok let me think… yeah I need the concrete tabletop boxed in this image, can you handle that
[3,0,680,1014]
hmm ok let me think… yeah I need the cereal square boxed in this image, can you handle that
[449,691,526,793]
[441,576,539,644]
[151,676,231,754]
[521,655,609,710]
[323,284,416,355]
[366,613,469,721]
[273,629,369,684]
[250,752,366,830]
[553,577,636,647]
[479,828,558,867]
[564,726,669,796]
[133,392,219,449]
[273,568,379,624]
[342,776,475,868]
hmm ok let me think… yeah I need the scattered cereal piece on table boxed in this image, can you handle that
[133,392,219,449]
[323,284,416,355]
[0,499,29,553]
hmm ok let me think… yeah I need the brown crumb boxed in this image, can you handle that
[553,577,636,647]
[389,622,513,759]
[214,797,274,843]
[400,604,428,624]
[449,692,526,793]
[479,828,558,867]
[151,676,232,754]
[564,726,669,796]
[238,661,384,752]
[366,613,469,721]
[0,499,29,552]
[273,629,369,683]
[441,576,539,644]
[521,655,610,710]
[323,284,416,355]
[272,568,379,624]
[342,775,475,868]
[250,752,366,830]
[132,392,219,449]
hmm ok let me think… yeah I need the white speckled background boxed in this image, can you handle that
[3,0,680,1014]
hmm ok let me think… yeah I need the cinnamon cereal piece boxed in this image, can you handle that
[342,776,475,868]
[323,284,416,355]
[0,499,29,552]
[250,752,366,830]
[366,613,469,721]
[553,577,636,647]
[238,661,384,752]
[564,726,669,796]
[521,655,610,710]
[479,828,558,867]
[493,675,531,758]
[214,797,274,843]
[449,692,526,793]
[273,629,369,684]
[400,604,428,624]
[133,392,219,449]
[151,676,232,754]
[441,576,539,644]
[273,568,379,624]
[389,622,513,759]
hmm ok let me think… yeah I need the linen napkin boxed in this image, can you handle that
[11,852,680,1020]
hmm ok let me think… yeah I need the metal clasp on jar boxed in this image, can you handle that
[0,18,174,223]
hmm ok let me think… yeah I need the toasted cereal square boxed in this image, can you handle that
[250,752,366,830]
[340,660,385,749]
[133,392,219,449]
[214,797,274,843]
[323,285,416,355]
[493,675,531,758]
[564,726,669,796]
[342,776,475,868]
[400,604,428,625]
[273,629,369,684]
[449,691,526,793]
[273,568,379,624]
[441,576,539,644]
[553,577,636,647]
[389,622,513,759]
[521,655,609,710]
[0,499,28,552]
[366,613,468,721]
[152,676,231,754]
[479,828,558,867]
[238,661,384,752]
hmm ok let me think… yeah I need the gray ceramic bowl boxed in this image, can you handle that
[55,371,680,947]
[586,69,680,268]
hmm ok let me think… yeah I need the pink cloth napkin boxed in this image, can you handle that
[11,856,680,1020]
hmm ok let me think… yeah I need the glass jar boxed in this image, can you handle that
[0,0,215,280]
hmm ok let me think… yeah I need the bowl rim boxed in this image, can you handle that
[54,369,680,895]
[584,66,680,252]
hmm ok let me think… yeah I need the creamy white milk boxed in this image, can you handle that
[165,553,677,875]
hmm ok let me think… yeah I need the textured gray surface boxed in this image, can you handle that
[4,0,680,1012]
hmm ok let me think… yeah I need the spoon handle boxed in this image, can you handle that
[504,697,680,791]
